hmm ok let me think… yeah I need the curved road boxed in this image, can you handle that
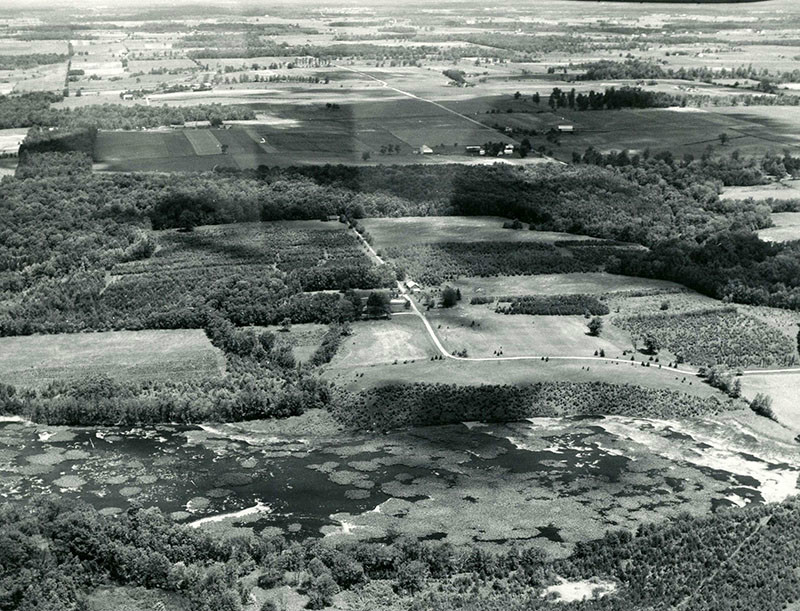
[351,217,800,378]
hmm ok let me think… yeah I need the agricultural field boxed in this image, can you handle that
[0,329,224,389]
[92,97,519,170]
[441,100,800,162]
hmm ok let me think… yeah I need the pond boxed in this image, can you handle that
[1,413,797,556]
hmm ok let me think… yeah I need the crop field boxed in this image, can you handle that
[0,128,28,154]
[362,216,599,251]
[757,213,800,243]
[92,97,516,171]
[115,221,375,284]
[440,100,800,161]
[0,329,224,389]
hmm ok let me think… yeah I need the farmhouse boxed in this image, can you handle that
[405,280,421,293]
[418,145,433,155]
[122,93,134,101]
[557,124,575,133]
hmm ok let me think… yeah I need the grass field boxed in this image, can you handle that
[426,305,634,359]
[721,180,800,201]
[451,273,683,298]
[740,373,800,432]
[327,316,437,370]
[362,216,598,251]
[0,330,224,389]
[92,96,517,171]
[757,213,800,243]
[258,323,329,364]
[326,352,715,400]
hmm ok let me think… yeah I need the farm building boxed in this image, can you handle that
[557,125,575,133]
[418,145,433,155]
[465,145,485,156]
[405,280,421,293]
[121,93,134,101]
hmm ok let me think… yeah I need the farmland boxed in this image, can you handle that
[0,329,224,389]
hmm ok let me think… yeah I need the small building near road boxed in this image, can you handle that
[405,280,421,293]
[418,144,433,155]
[557,124,575,133]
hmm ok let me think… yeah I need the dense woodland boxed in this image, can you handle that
[0,93,254,129]
[3,153,800,338]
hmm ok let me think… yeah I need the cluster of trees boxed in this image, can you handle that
[547,85,678,111]
[577,147,800,186]
[576,58,800,86]
[0,91,255,130]
[496,294,609,316]
[6,494,800,611]
[614,307,797,368]
[331,381,735,430]
[611,232,800,312]
[0,53,67,70]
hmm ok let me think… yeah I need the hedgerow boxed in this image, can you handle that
[496,294,610,316]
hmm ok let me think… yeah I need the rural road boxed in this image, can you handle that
[353,213,800,376]
[351,225,800,378]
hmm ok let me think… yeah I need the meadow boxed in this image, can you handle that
[757,212,800,243]
[0,329,224,389]
[362,216,599,250]
[740,373,800,431]
[426,306,633,359]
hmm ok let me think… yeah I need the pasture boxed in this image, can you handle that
[0,330,224,390]
[757,213,800,243]
[426,305,633,359]
[740,373,800,432]
[92,97,517,171]
[721,179,800,201]
[329,350,715,399]
[362,216,598,251]
[451,272,683,298]
[326,316,436,371]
